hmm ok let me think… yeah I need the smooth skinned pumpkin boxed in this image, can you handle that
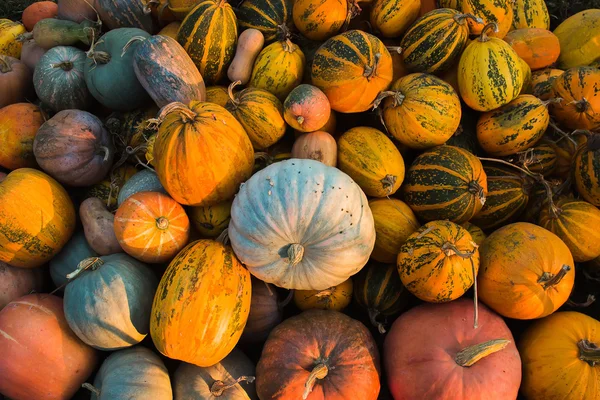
[461,0,513,38]
[511,0,549,29]
[284,84,331,133]
[0,103,43,170]
[370,0,420,38]
[294,278,353,311]
[97,0,155,32]
[554,9,600,70]
[550,66,600,130]
[0,56,33,108]
[531,68,563,100]
[291,131,337,166]
[236,0,292,42]
[49,230,98,288]
[504,28,560,71]
[369,198,420,263]
[22,2,59,31]
[206,85,231,107]
[292,0,348,41]
[0,262,45,310]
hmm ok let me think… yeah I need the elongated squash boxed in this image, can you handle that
[370,0,420,38]
[0,20,25,58]
[511,0,549,29]
[554,10,600,69]
[236,0,293,42]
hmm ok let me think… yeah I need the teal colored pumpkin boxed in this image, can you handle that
[117,169,166,206]
[49,230,98,289]
[96,0,155,32]
[88,346,172,400]
[33,46,91,111]
[84,28,151,111]
[63,254,158,351]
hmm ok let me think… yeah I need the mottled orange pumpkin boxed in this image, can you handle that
[531,68,563,100]
[504,28,560,71]
[292,0,348,41]
[551,66,600,130]
[284,84,331,133]
[0,103,43,170]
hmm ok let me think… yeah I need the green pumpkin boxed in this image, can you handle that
[84,28,151,111]
[63,254,158,351]
[49,230,98,289]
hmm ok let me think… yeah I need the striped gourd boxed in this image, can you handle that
[189,200,232,238]
[249,38,305,101]
[471,165,531,230]
[531,68,563,100]
[436,0,461,9]
[514,143,557,176]
[236,0,292,42]
[403,145,488,223]
[311,30,393,113]
[97,0,155,32]
[550,67,600,131]
[460,221,486,245]
[461,0,513,39]
[370,0,421,38]
[458,23,523,112]
[539,197,600,262]
[353,262,410,333]
[511,0,550,30]
[573,135,600,207]
[292,0,348,41]
[476,95,549,157]
[379,72,461,149]
[337,126,405,197]
[369,198,420,263]
[400,9,475,74]
[205,85,230,107]
[520,57,532,94]
[177,0,238,85]
[397,220,479,303]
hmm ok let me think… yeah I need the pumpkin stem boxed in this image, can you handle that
[156,216,169,230]
[541,97,563,107]
[368,308,386,334]
[121,35,148,57]
[288,243,305,267]
[567,294,596,308]
[158,102,198,124]
[575,98,591,113]
[17,32,33,42]
[210,376,256,396]
[227,81,242,107]
[279,290,294,308]
[254,152,274,165]
[363,53,382,81]
[440,242,478,259]
[51,61,74,71]
[380,174,397,195]
[467,180,486,206]
[454,339,511,367]
[97,145,111,162]
[470,257,479,329]
[282,38,297,53]
[342,0,362,31]
[0,56,12,73]
[297,116,305,126]
[578,339,600,366]
[537,264,571,290]
[66,257,104,280]
[372,91,405,110]
[216,228,230,245]
[314,287,335,298]
[385,46,402,55]
[82,383,101,396]
[453,13,484,25]
[478,22,499,42]
[303,363,329,400]
[277,24,292,42]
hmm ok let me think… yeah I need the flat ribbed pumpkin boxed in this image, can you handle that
[476,94,548,156]
[293,278,353,311]
[225,81,286,150]
[177,0,237,84]
[397,220,479,303]
[461,0,513,38]
[337,126,405,197]
[370,0,420,38]
[236,0,292,42]
[189,199,232,238]
[511,0,549,29]
[378,73,461,149]
[150,239,251,367]
[153,101,254,206]
[550,66,600,130]
[292,0,349,41]
[531,68,563,100]
[554,10,600,70]
[403,145,488,223]
[369,198,420,263]
[458,23,523,112]
[573,135,600,206]
[311,30,393,113]
[504,28,560,71]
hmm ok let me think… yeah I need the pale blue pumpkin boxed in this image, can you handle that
[49,230,97,288]
[117,169,166,206]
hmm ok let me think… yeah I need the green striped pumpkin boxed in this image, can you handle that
[177,0,237,85]
[471,165,531,230]
[511,0,550,30]
[400,8,473,74]
[574,136,600,207]
[437,0,462,9]
[353,262,409,334]
[236,0,292,42]
[514,143,557,177]
[403,145,488,223]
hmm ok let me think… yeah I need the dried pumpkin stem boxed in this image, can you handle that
[121,35,148,57]
[453,13,484,25]
[210,376,256,396]
[372,91,405,110]
[454,339,510,367]
[279,290,294,308]
[96,145,111,162]
[227,81,242,107]
[468,180,486,206]
[157,102,198,124]
[567,294,596,308]
[17,32,33,42]
[363,53,382,80]
[380,174,397,195]
[578,339,600,366]
[314,287,335,298]
[82,383,101,396]
[0,57,12,73]
[277,24,291,42]
[538,265,571,290]
[282,38,296,53]
[216,228,230,245]
[441,242,477,259]
[51,61,74,71]
[368,308,386,334]
[385,46,402,55]
[303,363,329,400]
[478,22,499,42]
[156,217,169,230]
[288,243,305,266]
[470,258,479,329]
[575,98,591,112]
[66,257,104,280]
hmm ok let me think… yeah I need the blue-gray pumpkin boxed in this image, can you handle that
[49,230,98,289]
[33,46,91,111]
[84,28,151,111]
[63,254,158,350]
[117,169,166,206]
[96,0,155,33]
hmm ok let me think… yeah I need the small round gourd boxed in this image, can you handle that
[283,84,331,133]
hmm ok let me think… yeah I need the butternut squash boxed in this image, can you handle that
[227,28,264,85]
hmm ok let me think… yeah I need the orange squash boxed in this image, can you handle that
[189,199,232,238]
[283,84,331,133]
[461,0,514,39]
[504,28,560,71]
[478,222,575,320]
[293,278,353,311]
[0,103,44,170]
[291,131,337,167]
[292,0,349,41]
[114,191,190,263]
[551,66,600,130]
[531,68,563,100]
[369,198,420,263]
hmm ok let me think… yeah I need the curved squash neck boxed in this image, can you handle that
[455,339,510,367]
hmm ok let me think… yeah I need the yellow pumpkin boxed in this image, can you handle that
[0,20,26,59]
[205,85,230,107]
[293,278,353,311]
[292,0,348,41]
[370,0,420,38]
[369,198,420,263]
[554,10,600,70]
[461,0,514,38]
[511,0,550,30]
[189,199,233,238]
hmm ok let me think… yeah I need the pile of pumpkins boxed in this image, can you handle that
[1,0,600,399]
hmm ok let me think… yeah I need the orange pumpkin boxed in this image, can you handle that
[461,0,514,38]
[461,221,486,246]
[551,66,600,130]
[531,68,563,100]
[22,1,58,31]
[369,198,420,263]
[114,191,190,263]
[284,84,331,132]
[0,103,44,170]
[291,131,337,167]
[293,278,353,311]
[503,28,560,71]
[292,0,349,41]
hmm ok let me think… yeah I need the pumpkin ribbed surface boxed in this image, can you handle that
[511,0,549,29]
[461,0,513,38]
[531,68,563,100]
[370,0,420,38]
[293,0,347,41]
[189,200,232,238]
[573,138,600,207]
[150,239,251,367]
[403,145,488,223]
[369,198,420,263]
[550,66,600,131]
[517,143,557,176]
[236,0,292,42]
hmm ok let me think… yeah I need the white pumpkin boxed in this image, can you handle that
[229,159,375,290]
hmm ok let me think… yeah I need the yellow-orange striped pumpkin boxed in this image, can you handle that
[511,0,550,30]
[550,66,600,131]
[531,68,563,100]
[189,199,232,238]
[461,0,514,39]
[370,0,420,38]
[236,0,293,42]
[369,198,420,263]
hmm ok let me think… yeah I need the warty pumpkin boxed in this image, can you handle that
[283,84,331,133]
[554,10,600,70]
[370,0,420,38]
[531,68,563,100]
[0,56,33,108]
[511,0,549,29]
[504,28,560,71]
[337,126,405,197]
[403,145,488,223]
[478,222,575,319]
[0,103,43,170]
[229,159,376,290]
[369,198,420,263]
[0,19,25,58]
[151,239,251,367]
[236,0,293,42]
[311,30,393,113]
[153,101,254,206]
[190,199,232,238]
[0,262,45,310]
[550,66,600,130]
[291,131,337,167]
[294,278,353,312]
[573,135,600,206]
[292,0,350,41]
[461,0,513,38]
[240,277,284,343]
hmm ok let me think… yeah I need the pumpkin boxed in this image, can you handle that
[403,145,488,223]
[22,2,59,31]
[49,230,98,288]
[158,21,181,38]
[190,199,232,238]
[33,46,91,111]
[478,222,575,319]
[0,294,98,400]
[554,10,600,70]
[117,169,167,206]
[0,103,43,170]
[369,198,420,263]
[461,0,513,39]
[291,131,337,166]
[87,346,172,400]
[283,84,331,133]
[519,57,532,94]
[64,255,158,350]
[476,94,548,156]
[153,101,254,206]
[151,239,251,366]
[294,278,353,311]
[511,0,549,29]
[166,0,203,19]
[0,169,75,268]
[229,159,376,290]
[0,19,25,58]
[370,0,420,38]
[311,30,392,113]
[20,38,47,71]
[550,66,600,130]
[97,0,155,31]
[504,28,560,71]
[445,107,483,155]
[385,45,408,82]
[57,0,98,23]
[131,35,206,108]
[573,135,600,206]
[0,262,45,310]
[177,0,237,84]
[249,38,305,101]
[520,311,600,399]
[34,109,114,187]
[516,143,557,176]
[174,348,258,400]
[241,277,284,343]
[236,0,292,42]
[256,310,380,400]
[86,165,138,209]
[337,127,405,197]
[461,221,486,246]
[549,133,587,179]
[379,73,461,149]
[437,0,462,9]
[354,262,410,333]
[292,0,349,41]
[531,68,563,100]
[225,81,286,150]
[206,85,231,106]
[458,23,523,112]
[0,56,33,108]
[115,192,190,263]
[384,299,522,400]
